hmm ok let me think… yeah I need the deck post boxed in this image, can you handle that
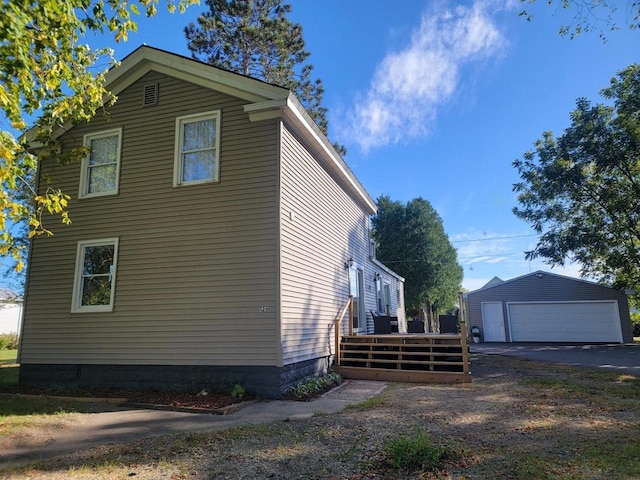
[334,297,353,367]
[459,291,470,375]
[348,295,354,336]
[334,316,341,367]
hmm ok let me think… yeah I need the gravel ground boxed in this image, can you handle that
[2,354,639,479]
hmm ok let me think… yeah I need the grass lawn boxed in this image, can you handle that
[0,355,638,479]
[0,349,17,365]
[0,349,18,391]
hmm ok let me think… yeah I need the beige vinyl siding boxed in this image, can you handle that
[21,70,280,366]
[280,125,381,364]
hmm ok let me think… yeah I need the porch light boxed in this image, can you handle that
[344,257,354,269]
[374,272,381,282]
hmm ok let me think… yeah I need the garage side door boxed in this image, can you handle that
[508,301,623,343]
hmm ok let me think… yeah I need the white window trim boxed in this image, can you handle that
[79,127,123,199]
[173,110,221,187]
[71,238,119,313]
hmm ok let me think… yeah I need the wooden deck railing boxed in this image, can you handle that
[333,296,352,364]
[335,320,471,383]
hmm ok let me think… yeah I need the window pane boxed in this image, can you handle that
[82,276,112,306]
[88,164,116,193]
[182,150,216,182]
[89,135,118,166]
[83,245,114,275]
[183,119,216,152]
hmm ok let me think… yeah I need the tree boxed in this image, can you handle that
[372,196,463,326]
[0,0,196,274]
[184,0,346,155]
[513,64,640,293]
[519,0,640,40]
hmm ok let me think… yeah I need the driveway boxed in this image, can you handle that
[470,342,640,375]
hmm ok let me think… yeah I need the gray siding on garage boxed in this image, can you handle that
[466,272,633,343]
[20,70,281,366]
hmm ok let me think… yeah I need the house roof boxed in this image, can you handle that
[481,276,503,288]
[29,45,377,215]
[466,270,631,296]
[0,288,22,302]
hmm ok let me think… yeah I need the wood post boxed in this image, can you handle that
[334,296,353,367]
[459,291,470,375]
[348,295,354,336]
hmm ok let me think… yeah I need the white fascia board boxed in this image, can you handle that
[282,94,377,215]
[107,47,289,103]
[244,95,377,215]
[25,46,290,146]
[244,99,287,122]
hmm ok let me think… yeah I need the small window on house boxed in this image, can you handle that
[79,128,122,198]
[72,238,119,312]
[174,111,220,186]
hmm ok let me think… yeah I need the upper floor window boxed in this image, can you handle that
[72,238,119,313]
[79,128,122,198]
[174,110,221,186]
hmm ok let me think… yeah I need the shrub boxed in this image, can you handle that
[385,428,446,471]
[231,383,245,400]
[0,334,18,350]
[631,312,640,337]
[283,371,342,400]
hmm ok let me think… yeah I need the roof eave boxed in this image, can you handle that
[245,93,376,215]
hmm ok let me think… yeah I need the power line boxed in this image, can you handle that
[451,234,537,244]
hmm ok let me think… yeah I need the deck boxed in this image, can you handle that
[334,333,471,383]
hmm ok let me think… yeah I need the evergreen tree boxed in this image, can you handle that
[373,196,463,320]
[185,0,345,154]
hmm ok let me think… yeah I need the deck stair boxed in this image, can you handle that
[334,333,471,383]
[332,295,471,383]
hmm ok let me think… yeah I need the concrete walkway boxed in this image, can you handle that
[0,380,386,468]
[470,342,640,375]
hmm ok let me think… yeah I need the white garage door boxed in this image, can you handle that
[508,301,623,343]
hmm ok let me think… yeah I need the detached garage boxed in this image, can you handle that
[466,271,633,344]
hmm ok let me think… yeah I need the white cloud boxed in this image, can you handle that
[342,0,509,152]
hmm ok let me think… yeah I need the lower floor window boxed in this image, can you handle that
[72,238,119,312]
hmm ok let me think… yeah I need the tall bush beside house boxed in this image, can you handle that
[0,334,19,350]
[631,312,640,338]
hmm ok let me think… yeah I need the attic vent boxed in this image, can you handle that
[143,83,158,106]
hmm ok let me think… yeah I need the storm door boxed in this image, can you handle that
[349,264,366,332]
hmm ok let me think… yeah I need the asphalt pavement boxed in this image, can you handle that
[470,342,640,375]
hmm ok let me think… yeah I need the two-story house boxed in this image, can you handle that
[18,46,405,397]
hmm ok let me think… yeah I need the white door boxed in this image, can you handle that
[482,302,506,342]
[349,264,365,332]
[508,301,623,343]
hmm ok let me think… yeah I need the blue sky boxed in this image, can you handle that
[2,0,638,292]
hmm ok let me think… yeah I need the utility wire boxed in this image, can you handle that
[451,234,536,244]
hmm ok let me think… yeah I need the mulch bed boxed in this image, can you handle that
[3,385,252,410]
[125,390,254,410]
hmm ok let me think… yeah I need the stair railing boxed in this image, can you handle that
[333,296,353,367]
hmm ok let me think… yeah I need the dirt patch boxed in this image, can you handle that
[3,354,639,479]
